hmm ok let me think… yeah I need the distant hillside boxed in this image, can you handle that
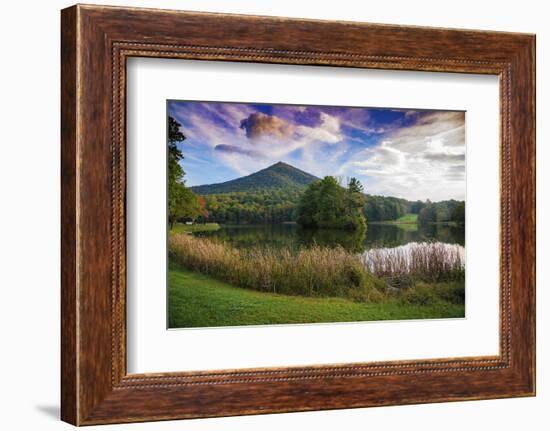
[191,161,319,195]
[190,161,462,225]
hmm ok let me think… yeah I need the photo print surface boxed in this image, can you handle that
[167,100,466,329]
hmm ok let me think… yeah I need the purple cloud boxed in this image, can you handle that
[215,144,264,159]
[239,112,294,140]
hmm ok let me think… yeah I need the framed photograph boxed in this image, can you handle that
[164,100,467,330]
[61,4,535,425]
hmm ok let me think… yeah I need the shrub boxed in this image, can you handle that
[400,284,438,306]
[400,281,465,306]
[434,281,465,304]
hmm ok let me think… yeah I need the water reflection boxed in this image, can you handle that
[195,223,464,253]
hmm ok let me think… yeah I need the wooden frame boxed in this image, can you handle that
[61,4,535,426]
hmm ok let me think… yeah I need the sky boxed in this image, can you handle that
[167,100,465,201]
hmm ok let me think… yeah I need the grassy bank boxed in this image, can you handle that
[369,213,418,225]
[170,222,220,234]
[169,234,385,302]
[170,234,464,301]
[168,268,465,328]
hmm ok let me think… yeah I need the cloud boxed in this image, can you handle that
[240,112,295,140]
[387,111,465,153]
[215,144,265,159]
[337,108,388,135]
[232,111,345,180]
[423,153,465,163]
[295,113,342,144]
[351,141,405,177]
[444,164,466,181]
[185,113,230,146]
[239,111,343,146]
[168,101,465,201]
[349,111,466,201]
[200,102,255,130]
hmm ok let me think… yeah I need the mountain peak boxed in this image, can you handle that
[258,161,294,172]
[271,161,290,167]
[191,162,319,195]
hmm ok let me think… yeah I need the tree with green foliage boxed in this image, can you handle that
[418,202,437,225]
[167,116,203,228]
[348,177,364,194]
[296,181,323,227]
[168,116,185,185]
[169,183,201,227]
[410,200,426,214]
[418,199,464,226]
[200,188,302,224]
[315,176,343,227]
[363,195,409,222]
[297,176,366,230]
[451,201,465,224]
[346,177,367,230]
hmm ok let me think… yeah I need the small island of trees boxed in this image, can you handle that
[297,176,366,230]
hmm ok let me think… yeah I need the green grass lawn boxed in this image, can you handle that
[170,222,220,234]
[371,213,418,224]
[394,213,418,223]
[168,267,464,328]
[367,214,418,228]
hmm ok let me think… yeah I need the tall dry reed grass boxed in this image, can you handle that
[169,234,385,302]
[361,242,465,282]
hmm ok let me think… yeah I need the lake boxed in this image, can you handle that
[194,223,464,253]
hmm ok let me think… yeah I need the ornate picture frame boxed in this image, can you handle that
[61,4,535,425]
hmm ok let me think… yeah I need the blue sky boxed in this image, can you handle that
[168,100,465,201]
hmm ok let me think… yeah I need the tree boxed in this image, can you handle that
[410,200,425,214]
[297,176,366,230]
[348,177,364,194]
[417,200,465,226]
[296,181,323,227]
[168,117,185,181]
[316,176,344,227]
[418,202,437,225]
[202,188,304,224]
[197,196,209,220]
[346,178,367,230]
[451,201,465,224]
[169,183,200,228]
[167,116,202,228]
